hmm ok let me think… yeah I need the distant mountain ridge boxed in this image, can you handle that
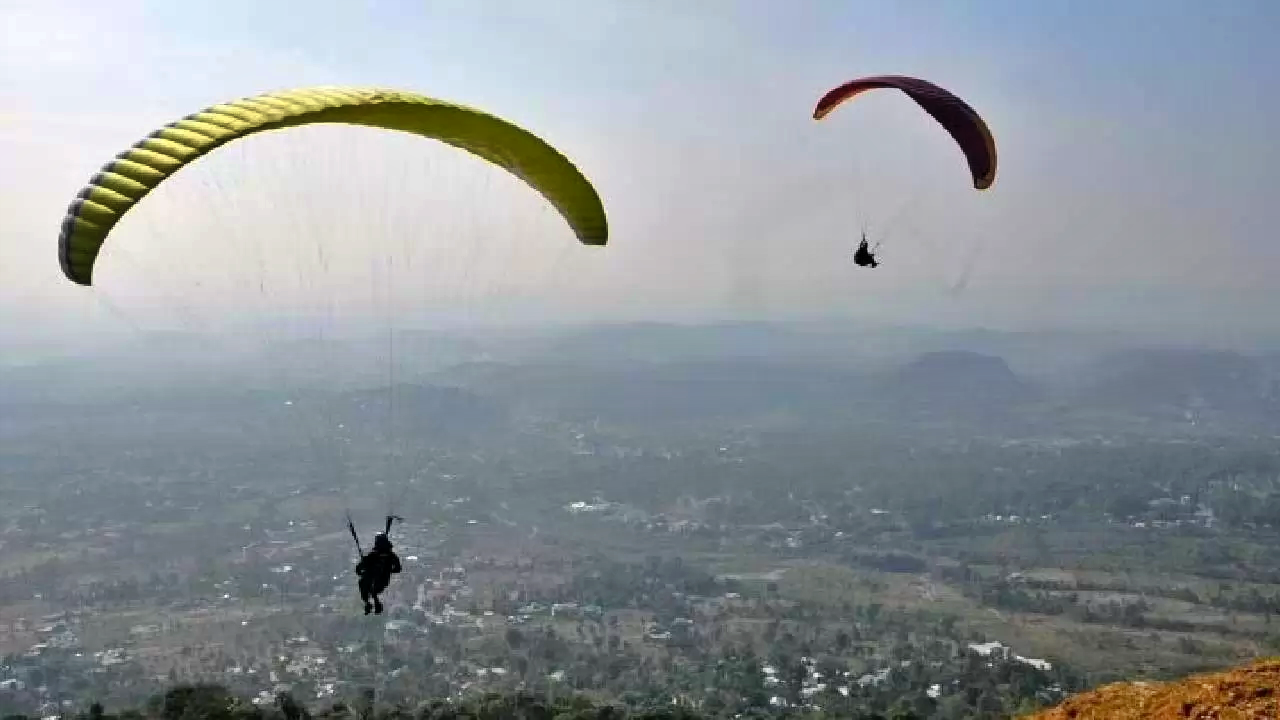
[889,350,1035,406]
[1073,347,1280,420]
[9,323,1280,432]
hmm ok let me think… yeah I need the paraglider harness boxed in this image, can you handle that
[854,232,879,268]
[348,514,403,615]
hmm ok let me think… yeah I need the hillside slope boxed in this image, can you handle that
[1026,658,1280,719]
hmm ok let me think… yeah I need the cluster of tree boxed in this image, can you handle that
[2,584,1081,718]
[1012,575,1280,618]
[556,556,732,613]
[960,580,1273,636]
[542,428,1280,548]
[844,552,928,575]
[9,672,1071,720]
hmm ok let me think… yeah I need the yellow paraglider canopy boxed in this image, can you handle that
[58,86,609,286]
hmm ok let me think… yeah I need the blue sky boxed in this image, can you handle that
[3,0,1279,344]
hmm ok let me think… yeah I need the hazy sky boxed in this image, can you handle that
[3,0,1279,348]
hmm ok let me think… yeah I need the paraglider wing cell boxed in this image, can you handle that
[58,86,609,286]
[813,75,996,191]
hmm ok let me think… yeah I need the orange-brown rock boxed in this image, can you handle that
[1026,659,1280,719]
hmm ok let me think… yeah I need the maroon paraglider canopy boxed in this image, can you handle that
[814,75,997,190]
